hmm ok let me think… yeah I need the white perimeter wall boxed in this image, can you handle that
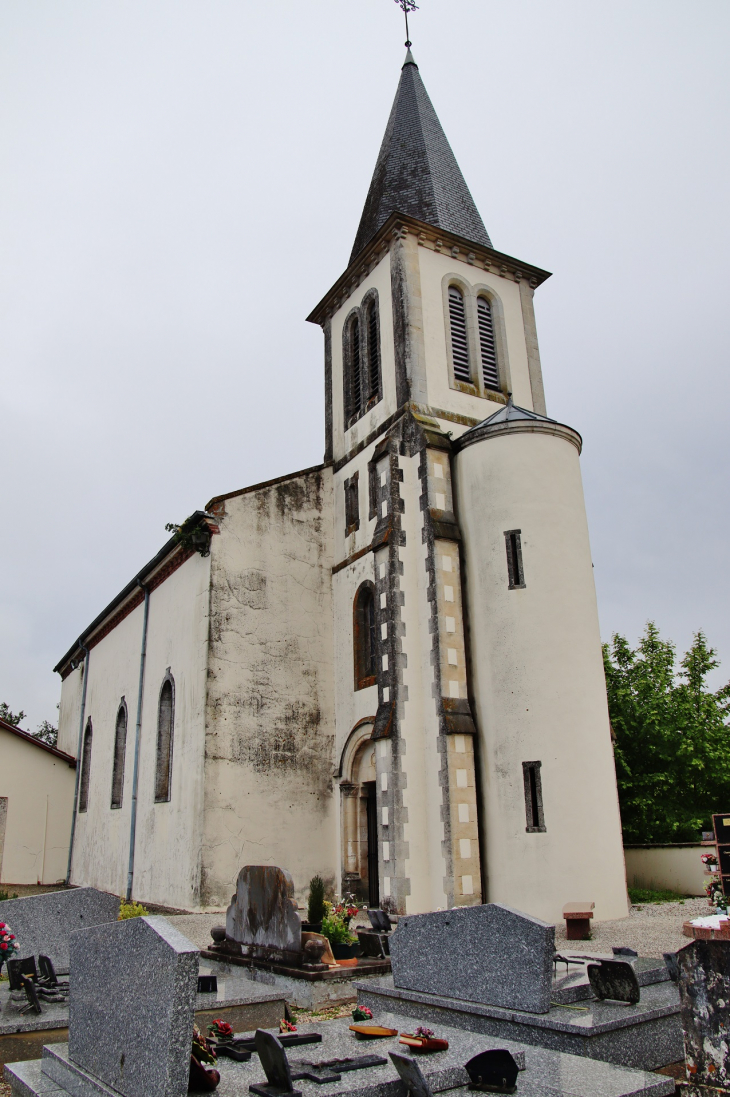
[60,551,210,908]
[624,845,707,897]
[0,729,76,884]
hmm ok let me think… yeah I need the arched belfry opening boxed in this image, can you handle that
[339,721,379,906]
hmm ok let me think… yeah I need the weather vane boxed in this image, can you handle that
[394,0,418,48]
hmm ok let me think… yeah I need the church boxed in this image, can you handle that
[55,50,629,924]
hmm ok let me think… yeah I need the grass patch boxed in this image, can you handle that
[0,890,18,902]
[628,887,688,905]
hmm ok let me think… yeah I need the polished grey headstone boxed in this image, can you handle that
[63,915,198,1097]
[0,889,119,973]
[390,903,554,1014]
[5,1013,675,1097]
[226,866,301,957]
[357,976,683,1071]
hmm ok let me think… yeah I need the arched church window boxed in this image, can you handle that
[78,718,93,813]
[448,286,471,383]
[477,296,499,391]
[154,673,175,803]
[353,582,377,690]
[345,315,362,423]
[110,700,127,809]
[367,300,381,403]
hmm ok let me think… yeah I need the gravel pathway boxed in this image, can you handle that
[556,898,706,956]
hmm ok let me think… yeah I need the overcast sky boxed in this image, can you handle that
[1,0,728,732]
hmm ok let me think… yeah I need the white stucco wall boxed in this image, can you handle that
[203,467,337,909]
[624,845,707,897]
[0,728,76,884]
[61,549,210,908]
[455,426,629,923]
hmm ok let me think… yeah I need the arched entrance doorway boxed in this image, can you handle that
[339,721,379,906]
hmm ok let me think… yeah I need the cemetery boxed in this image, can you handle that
[0,866,728,1096]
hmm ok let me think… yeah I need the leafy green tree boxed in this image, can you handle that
[604,624,730,843]
[0,703,26,727]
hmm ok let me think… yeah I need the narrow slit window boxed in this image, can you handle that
[345,473,360,535]
[155,675,174,803]
[110,701,127,809]
[367,301,381,402]
[505,529,525,589]
[477,297,499,391]
[78,719,93,813]
[448,286,471,383]
[354,582,377,689]
[523,761,545,831]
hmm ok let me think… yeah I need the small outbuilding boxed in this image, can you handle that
[0,717,76,885]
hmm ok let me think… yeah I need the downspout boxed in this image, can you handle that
[126,582,150,902]
[66,642,90,884]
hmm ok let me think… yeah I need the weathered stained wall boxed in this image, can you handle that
[0,728,76,884]
[61,551,210,909]
[203,467,336,908]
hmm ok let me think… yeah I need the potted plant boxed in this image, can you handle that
[321,907,360,961]
[702,853,719,874]
[302,875,326,934]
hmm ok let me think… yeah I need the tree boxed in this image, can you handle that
[604,624,730,844]
[0,703,26,727]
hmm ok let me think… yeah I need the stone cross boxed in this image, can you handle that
[226,866,302,963]
[389,902,555,1014]
[53,916,199,1097]
[677,939,730,1092]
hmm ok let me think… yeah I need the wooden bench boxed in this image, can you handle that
[563,901,595,941]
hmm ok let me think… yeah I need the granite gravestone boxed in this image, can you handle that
[389,1052,434,1097]
[389,903,554,1013]
[677,939,730,1093]
[251,1028,301,1097]
[0,887,119,971]
[226,866,302,964]
[44,916,198,1097]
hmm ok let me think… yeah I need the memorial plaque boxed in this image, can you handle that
[250,1028,302,1097]
[389,1052,434,1097]
[465,1049,519,1094]
[587,960,640,1004]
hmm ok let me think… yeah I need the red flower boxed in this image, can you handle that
[1,944,7,951]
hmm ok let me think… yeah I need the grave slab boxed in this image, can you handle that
[389,903,554,1014]
[356,975,683,1071]
[0,890,119,973]
[63,915,198,1097]
[6,1012,675,1097]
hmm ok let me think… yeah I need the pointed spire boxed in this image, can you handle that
[349,55,492,264]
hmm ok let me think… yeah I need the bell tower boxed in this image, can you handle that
[308,50,628,922]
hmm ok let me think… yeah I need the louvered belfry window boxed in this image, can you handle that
[478,296,499,391]
[449,286,470,382]
[349,316,362,420]
[368,302,380,401]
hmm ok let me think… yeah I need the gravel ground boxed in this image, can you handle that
[555,897,707,956]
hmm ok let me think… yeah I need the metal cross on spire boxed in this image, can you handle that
[393,0,418,48]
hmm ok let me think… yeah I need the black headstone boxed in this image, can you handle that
[465,1050,519,1093]
[38,954,58,985]
[368,909,392,932]
[587,959,640,1004]
[7,956,36,991]
[250,1029,302,1097]
[388,1052,434,1097]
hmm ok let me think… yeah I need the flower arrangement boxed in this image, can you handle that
[702,853,719,871]
[706,877,728,912]
[0,922,19,963]
[279,1018,297,1033]
[352,1006,373,1022]
[414,1027,434,1038]
[192,1025,217,1066]
[207,1019,234,1044]
[321,893,359,945]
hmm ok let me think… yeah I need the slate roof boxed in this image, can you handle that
[350,50,492,264]
[0,716,76,765]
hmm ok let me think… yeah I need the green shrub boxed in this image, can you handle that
[307,876,326,924]
[320,913,357,946]
[118,898,149,920]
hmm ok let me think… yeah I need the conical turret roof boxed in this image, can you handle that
[349,51,492,264]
